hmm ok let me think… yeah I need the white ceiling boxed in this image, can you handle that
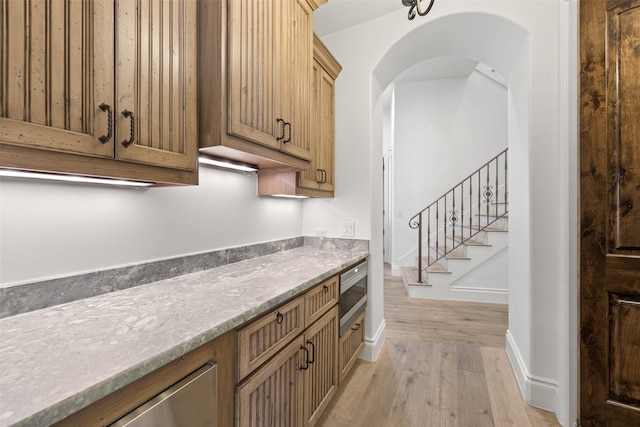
[314,0,404,37]
[313,1,509,87]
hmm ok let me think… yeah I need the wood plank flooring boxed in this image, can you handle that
[317,265,560,427]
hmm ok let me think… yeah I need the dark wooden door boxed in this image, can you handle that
[580,1,640,425]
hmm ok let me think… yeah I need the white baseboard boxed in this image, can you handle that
[505,330,559,414]
[391,264,402,277]
[407,283,508,304]
[359,318,386,362]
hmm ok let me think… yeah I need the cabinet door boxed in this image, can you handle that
[304,306,339,426]
[0,0,114,158]
[236,335,305,427]
[228,0,279,150]
[298,60,325,190]
[338,311,365,384]
[114,0,197,171]
[277,0,312,161]
[317,69,336,192]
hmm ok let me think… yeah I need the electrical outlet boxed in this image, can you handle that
[315,228,326,237]
[341,222,355,237]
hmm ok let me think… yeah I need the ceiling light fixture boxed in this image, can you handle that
[402,0,435,20]
[198,155,258,173]
[0,169,153,187]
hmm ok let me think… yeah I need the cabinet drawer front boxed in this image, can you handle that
[338,312,365,384]
[238,296,305,380]
[305,275,338,326]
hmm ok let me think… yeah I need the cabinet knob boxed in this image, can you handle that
[351,322,361,331]
[98,104,113,144]
[275,311,284,324]
[121,110,135,148]
[323,285,329,293]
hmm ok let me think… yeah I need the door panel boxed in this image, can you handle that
[607,1,640,251]
[0,0,114,158]
[228,0,279,150]
[580,0,640,425]
[115,0,197,170]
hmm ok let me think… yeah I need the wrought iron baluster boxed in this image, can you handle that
[427,208,431,271]
[461,182,465,241]
[495,156,499,219]
[418,212,423,283]
[477,170,481,230]
[436,202,439,263]
[469,176,473,240]
[504,152,508,213]
[486,165,490,226]
[443,194,447,257]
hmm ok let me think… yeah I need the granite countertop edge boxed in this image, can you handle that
[0,242,368,427]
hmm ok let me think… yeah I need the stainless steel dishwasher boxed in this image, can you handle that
[109,362,217,427]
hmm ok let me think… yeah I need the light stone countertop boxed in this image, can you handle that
[0,240,368,427]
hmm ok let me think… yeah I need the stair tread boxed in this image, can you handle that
[401,266,430,286]
[461,224,508,232]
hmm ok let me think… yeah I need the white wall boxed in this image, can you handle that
[0,167,302,286]
[391,72,508,267]
[308,1,577,424]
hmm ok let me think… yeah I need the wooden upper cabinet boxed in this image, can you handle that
[298,36,341,195]
[0,0,198,185]
[279,0,313,161]
[199,0,313,171]
[114,0,198,171]
[0,0,114,158]
[258,33,341,197]
[228,0,311,159]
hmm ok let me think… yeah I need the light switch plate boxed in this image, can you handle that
[341,222,355,237]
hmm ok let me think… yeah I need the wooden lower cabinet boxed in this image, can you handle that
[236,335,306,427]
[338,311,365,384]
[54,330,236,427]
[303,306,339,426]
[236,306,339,427]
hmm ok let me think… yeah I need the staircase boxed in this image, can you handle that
[402,149,509,304]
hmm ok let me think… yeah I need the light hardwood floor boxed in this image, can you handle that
[317,264,560,427]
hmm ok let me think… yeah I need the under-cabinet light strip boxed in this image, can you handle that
[269,194,309,199]
[198,156,258,172]
[0,169,153,187]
